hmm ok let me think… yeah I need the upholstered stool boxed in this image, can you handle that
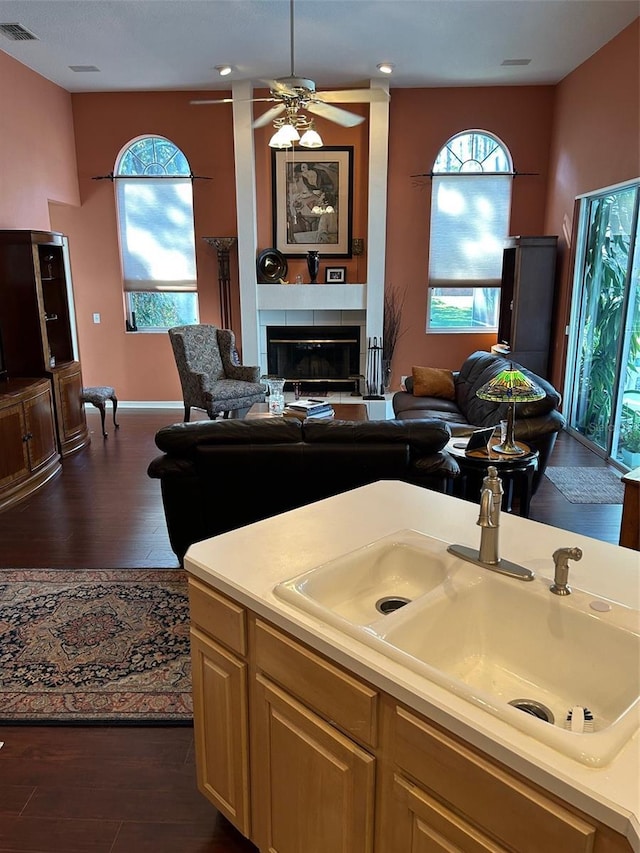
[80,386,119,438]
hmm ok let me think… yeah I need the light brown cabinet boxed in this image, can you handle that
[252,620,376,853]
[188,579,250,836]
[0,378,61,511]
[188,576,634,853]
[0,230,89,457]
[386,704,595,853]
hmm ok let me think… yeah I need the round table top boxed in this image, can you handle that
[447,436,538,468]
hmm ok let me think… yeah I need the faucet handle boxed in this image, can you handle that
[550,546,583,596]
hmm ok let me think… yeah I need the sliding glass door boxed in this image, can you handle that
[565,181,640,469]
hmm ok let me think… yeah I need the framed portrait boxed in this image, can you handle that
[272,147,353,258]
[325,266,347,284]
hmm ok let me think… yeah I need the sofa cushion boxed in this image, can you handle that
[412,366,456,399]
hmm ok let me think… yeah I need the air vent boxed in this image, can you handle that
[69,65,100,73]
[501,59,532,67]
[0,22,38,41]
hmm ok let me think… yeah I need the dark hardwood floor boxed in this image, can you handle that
[0,407,624,852]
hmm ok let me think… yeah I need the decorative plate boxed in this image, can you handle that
[257,248,288,283]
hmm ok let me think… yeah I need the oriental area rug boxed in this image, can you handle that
[0,569,193,724]
[544,466,625,504]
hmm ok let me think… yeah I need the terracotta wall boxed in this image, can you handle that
[385,85,555,381]
[54,93,368,400]
[0,51,79,228]
[0,17,637,402]
[543,18,640,391]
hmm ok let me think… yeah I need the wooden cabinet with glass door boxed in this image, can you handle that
[0,230,89,456]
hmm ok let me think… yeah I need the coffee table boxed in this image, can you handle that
[246,402,369,422]
[447,435,539,517]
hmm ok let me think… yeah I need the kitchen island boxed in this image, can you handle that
[184,480,640,853]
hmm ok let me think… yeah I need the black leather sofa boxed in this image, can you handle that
[392,350,566,494]
[148,417,459,564]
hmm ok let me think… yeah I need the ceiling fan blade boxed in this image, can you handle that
[190,97,234,105]
[191,96,279,106]
[261,78,299,97]
[253,103,286,128]
[316,89,390,104]
[306,101,365,128]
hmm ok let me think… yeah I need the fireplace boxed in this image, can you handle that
[266,326,361,393]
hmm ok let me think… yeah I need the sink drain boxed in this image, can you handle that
[508,699,555,724]
[375,596,411,615]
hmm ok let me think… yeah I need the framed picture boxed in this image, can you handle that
[325,266,347,283]
[272,147,353,258]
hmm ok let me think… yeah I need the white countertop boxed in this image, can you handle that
[184,480,640,849]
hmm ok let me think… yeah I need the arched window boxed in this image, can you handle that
[427,130,513,332]
[115,136,198,331]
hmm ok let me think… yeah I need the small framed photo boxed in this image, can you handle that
[325,266,347,284]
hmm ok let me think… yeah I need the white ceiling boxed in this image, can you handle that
[0,0,637,94]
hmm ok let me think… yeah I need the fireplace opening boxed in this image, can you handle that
[266,326,361,393]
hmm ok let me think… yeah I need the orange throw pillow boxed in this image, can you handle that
[412,366,455,399]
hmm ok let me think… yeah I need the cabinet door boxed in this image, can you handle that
[52,364,89,455]
[190,626,250,836]
[253,673,375,853]
[24,385,58,471]
[391,773,507,853]
[0,402,29,489]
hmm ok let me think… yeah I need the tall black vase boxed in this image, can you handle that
[306,250,320,284]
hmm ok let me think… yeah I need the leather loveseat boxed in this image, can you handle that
[392,350,566,495]
[148,417,459,564]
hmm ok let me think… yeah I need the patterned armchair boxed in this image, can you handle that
[168,324,265,421]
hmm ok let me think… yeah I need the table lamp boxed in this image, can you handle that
[476,365,545,455]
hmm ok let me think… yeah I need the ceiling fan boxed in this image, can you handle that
[190,0,389,131]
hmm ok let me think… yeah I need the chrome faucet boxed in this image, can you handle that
[477,466,503,565]
[550,546,583,595]
[447,466,534,581]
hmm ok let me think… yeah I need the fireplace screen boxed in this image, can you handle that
[266,326,361,392]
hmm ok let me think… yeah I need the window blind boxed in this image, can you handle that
[428,174,512,287]
[116,178,197,292]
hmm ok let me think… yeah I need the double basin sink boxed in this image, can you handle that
[274,529,640,766]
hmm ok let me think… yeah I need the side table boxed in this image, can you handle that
[447,436,539,518]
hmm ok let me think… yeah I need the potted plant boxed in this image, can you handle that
[620,423,640,469]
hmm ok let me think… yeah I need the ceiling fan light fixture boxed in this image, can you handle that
[215,64,233,76]
[299,126,323,148]
[377,62,395,75]
[269,124,299,148]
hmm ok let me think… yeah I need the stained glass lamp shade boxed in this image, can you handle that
[476,366,545,455]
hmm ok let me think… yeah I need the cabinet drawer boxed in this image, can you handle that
[188,578,247,656]
[393,706,595,853]
[254,619,378,748]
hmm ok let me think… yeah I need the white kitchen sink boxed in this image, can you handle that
[375,570,640,766]
[274,530,640,766]
[274,528,455,629]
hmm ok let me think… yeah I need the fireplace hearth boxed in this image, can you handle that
[266,326,361,393]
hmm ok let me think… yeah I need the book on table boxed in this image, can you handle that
[284,406,335,420]
[286,399,334,415]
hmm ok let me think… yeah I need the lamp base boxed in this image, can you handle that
[492,441,525,456]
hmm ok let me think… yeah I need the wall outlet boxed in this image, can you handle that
[93,313,101,324]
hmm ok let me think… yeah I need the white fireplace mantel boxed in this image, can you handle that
[232,80,390,372]
[257,283,367,312]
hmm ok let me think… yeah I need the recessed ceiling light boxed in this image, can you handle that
[377,62,394,75]
[501,59,531,66]
[215,65,233,76]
